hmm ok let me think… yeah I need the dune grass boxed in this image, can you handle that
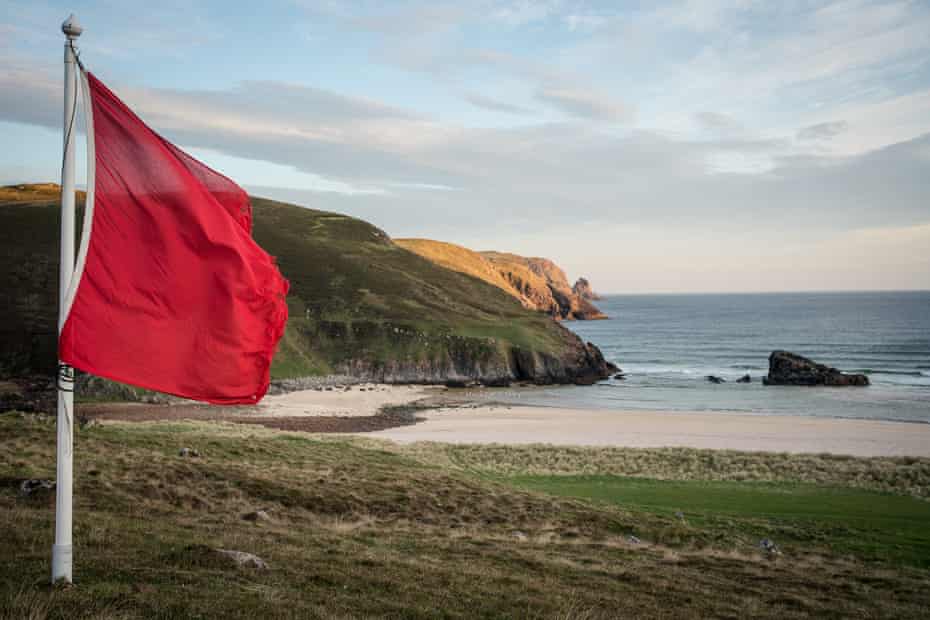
[2,412,930,618]
[392,442,930,498]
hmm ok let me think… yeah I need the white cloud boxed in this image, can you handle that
[535,86,633,122]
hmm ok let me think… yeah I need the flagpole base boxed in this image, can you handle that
[51,543,73,583]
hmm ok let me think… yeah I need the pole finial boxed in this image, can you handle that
[62,14,82,39]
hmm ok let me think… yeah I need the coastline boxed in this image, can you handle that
[76,384,930,457]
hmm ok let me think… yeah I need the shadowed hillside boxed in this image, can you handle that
[0,184,613,388]
[397,239,607,320]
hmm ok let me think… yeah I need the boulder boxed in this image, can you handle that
[242,509,271,523]
[20,478,55,497]
[759,538,780,555]
[763,351,869,386]
[706,375,725,384]
[736,374,751,383]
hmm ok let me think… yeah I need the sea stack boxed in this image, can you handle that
[763,351,869,386]
[572,277,601,301]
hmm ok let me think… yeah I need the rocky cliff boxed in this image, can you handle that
[396,240,607,320]
[0,184,615,395]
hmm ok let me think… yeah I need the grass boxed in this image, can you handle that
[0,185,579,381]
[2,412,930,618]
[508,475,930,568]
[392,442,930,498]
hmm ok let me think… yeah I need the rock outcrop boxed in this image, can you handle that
[763,351,869,386]
[572,277,600,301]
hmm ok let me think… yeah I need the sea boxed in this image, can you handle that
[483,291,930,423]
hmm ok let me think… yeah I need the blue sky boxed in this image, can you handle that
[2,0,929,292]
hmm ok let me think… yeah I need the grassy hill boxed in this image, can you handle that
[396,239,607,320]
[0,184,613,387]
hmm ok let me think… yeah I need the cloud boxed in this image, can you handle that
[463,93,535,115]
[564,14,608,32]
[695,111,745,137]
[796,121,849,141]
[535,86,633,122]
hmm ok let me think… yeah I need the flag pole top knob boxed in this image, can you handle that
[62,14,82,39]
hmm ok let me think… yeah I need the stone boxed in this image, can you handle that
[444,379,473,388]
[178,447,200,458]
[481,376,512,388]
[242,509,271,522]
[759,539,780,555]
[627,535,641,545]
[512,531,528,541]
[736,374,751,383]
[706,375,725,384]
[214,548,269,570]
[763,351,869,386]
[20,478,55,496]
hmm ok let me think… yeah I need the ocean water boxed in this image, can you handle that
[489,291,930,423]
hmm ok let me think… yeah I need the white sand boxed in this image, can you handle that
[256,384,435,418]
[370,405,930,457]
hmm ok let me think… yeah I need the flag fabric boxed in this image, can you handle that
[59,72,289,405]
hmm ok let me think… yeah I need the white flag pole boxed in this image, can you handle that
[53,13,82,585]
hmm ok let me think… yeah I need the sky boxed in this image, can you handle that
[1,0,929,294]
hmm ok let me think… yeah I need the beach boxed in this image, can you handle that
[78,384,930,457]
[370,402,930,457]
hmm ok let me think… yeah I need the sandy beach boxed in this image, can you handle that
[81,385,930,457]
[371,403,930,457]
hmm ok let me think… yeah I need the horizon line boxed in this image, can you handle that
[595,288,930,296]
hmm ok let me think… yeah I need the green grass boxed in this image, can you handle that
[394,442,930,498]
[508,475,930,568]
[3,413,930,618]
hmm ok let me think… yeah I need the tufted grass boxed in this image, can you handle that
[2,413,930,618]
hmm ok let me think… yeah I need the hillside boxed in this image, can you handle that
[396,239,607,320]
[0,184,614,388]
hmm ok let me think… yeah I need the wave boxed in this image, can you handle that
[851,369,925,377]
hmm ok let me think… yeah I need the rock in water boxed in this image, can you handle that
[706,375,725,384]
[763,351,869,386]
[736,374,751,383]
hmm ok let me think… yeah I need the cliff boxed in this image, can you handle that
[396,240,607,320]
[0,184,615,392]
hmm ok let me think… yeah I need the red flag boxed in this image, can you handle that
[59,73,289,405]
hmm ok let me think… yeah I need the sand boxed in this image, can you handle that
[256,384,435,418]
[82,384,439,433]
[370,404,930,457]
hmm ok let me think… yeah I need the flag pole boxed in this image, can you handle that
[53,13,82,585]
